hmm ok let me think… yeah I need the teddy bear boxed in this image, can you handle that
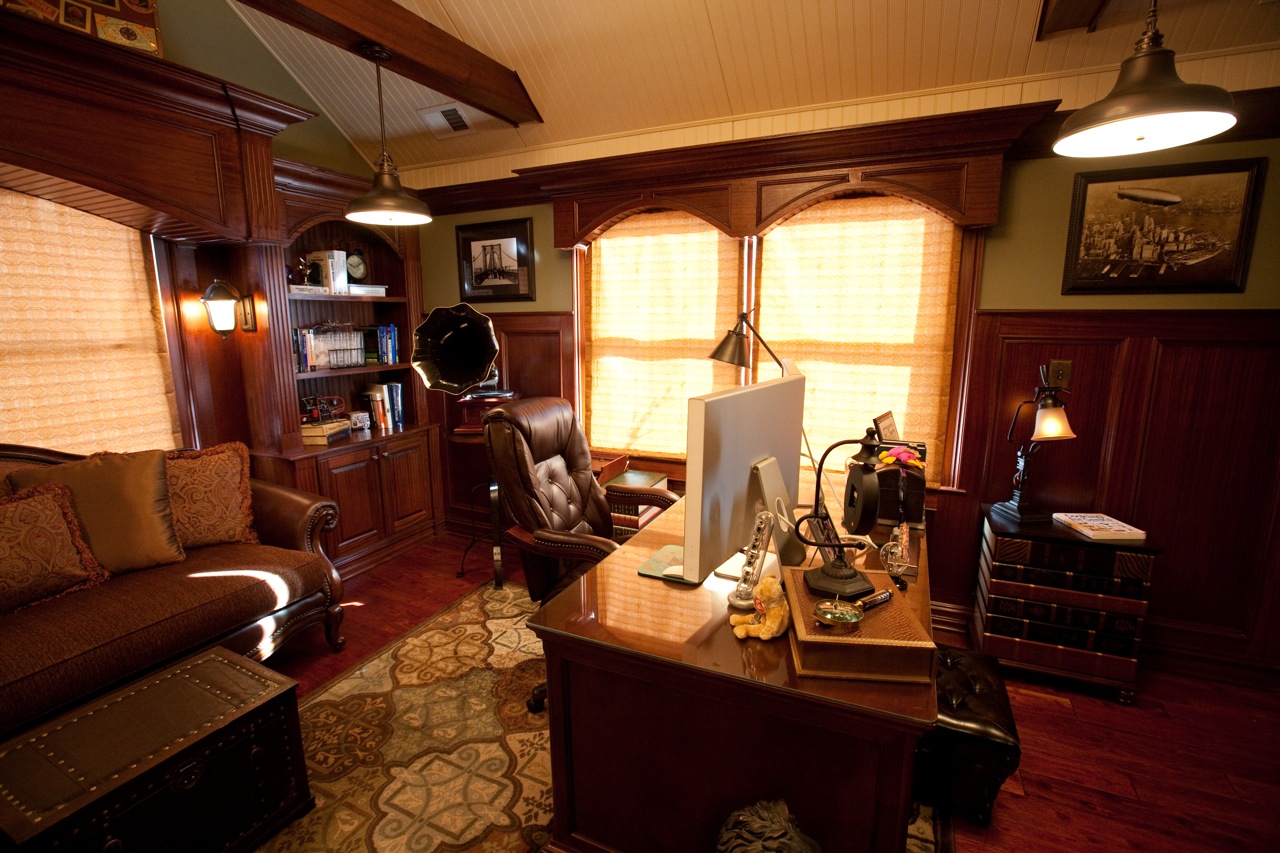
[729,574,791,640]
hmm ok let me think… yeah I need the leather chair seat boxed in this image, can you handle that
[914,645,1021,826]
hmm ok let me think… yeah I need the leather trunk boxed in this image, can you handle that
[0,648,312,852]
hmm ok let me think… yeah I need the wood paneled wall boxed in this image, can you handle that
[929,310,1280,685]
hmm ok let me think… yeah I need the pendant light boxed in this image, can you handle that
[345,43,433,226]
[1053,0,1236,158]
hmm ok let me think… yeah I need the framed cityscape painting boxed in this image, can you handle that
[1062,158,1265,295]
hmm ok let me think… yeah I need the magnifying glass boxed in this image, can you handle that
[813,587,894,626]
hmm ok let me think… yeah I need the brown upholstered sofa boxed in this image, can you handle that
[0,442,345,736]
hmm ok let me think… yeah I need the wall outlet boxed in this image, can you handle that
[1045,359,1072,389]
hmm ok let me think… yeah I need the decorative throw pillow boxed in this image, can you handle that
[0,460,41,498]
[0,483,109,612]
[165,442,258,548]
[7,449,184,574]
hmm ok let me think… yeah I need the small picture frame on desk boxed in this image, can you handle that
[457,218,536,303]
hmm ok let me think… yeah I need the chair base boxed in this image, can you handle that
[527,681,547,713]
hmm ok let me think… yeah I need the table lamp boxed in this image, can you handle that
[989,361,1077,524]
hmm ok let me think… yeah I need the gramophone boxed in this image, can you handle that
[410,303,499,395]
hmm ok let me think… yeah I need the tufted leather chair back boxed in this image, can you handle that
[483,397,614,543]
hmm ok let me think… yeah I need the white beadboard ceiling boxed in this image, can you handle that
[228,0,1280,189]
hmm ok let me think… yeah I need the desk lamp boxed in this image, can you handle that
[792,431,880,598]
[989,361,1077,524]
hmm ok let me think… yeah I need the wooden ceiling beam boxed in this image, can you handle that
[1036,0,1111,39]
[235,0,542,126]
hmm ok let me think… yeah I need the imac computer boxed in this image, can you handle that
[667,374,807,584]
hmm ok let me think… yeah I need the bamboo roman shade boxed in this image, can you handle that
[0,189,181,454]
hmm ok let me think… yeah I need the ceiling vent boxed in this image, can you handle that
[418,102,477,138]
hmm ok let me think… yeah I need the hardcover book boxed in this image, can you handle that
[1052,513,1146,541]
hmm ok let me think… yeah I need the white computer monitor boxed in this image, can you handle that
[674,374,807,584]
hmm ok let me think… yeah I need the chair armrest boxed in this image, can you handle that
[605,484,680,511]
[505,526,620,564]
[250,478,339,555]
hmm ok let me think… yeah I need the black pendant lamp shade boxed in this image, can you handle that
[345,43,433,227]
[1053,1,1236,158]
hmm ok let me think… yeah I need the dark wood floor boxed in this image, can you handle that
[266,534,1280,852]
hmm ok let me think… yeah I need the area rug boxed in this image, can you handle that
[258,582,951,852]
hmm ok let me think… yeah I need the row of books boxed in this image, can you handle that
[362,383,404,431]
[292,324,399,372]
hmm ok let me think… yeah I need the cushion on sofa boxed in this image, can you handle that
[0,542,335,734]
[7,449,184,575]
[0,460,44,498]
[166,442,258,548]
[0,484,109,612]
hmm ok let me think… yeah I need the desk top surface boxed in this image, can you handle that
[528,497,937,727]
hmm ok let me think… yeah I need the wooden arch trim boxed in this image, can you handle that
[517,101,1058,248]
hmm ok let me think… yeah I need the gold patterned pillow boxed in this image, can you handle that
[165,442,258,548]
[0,483,109,612]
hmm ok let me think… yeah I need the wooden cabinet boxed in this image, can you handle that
[973,505,1158,702]
[313,430,439,566]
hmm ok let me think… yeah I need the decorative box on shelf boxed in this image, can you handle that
[974,504,1159,703]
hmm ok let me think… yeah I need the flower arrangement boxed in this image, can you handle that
[878,445,925,472]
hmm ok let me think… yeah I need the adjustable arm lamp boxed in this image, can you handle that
[710,312,786,373]
[989,362,1077,525]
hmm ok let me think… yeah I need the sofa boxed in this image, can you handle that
[0,441,345,736]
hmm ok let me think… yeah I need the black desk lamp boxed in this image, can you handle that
[990,361,1077,524]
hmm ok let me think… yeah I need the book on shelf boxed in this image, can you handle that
[288,284,328,295]
[347,284,387,297]
[305,250,348,294]
[1051,512,1146,541]
[358,325,399,366]
[295,324,363,371]
[362,382,403,430]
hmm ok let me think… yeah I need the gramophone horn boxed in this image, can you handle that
[411,303,499,395]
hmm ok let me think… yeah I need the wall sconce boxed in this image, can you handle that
[199,280,256,337]
[990,361,1077,525]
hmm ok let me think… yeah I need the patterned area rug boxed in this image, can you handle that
[258,582,950,852]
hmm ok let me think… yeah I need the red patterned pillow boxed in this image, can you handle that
[165,442,258,548]
[0,483,109,612]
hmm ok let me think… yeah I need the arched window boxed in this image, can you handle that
[583,210,740,458]
[758,196,960,485]
[581,196,960,486]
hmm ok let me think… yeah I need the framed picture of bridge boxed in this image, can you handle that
[1062,158,1265,295]
[457,218,536,302]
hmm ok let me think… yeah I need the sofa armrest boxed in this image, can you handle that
[250,478,339,555]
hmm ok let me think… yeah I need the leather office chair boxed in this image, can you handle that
[483,397,678,710]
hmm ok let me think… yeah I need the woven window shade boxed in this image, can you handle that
[584,211,741,457]
[758,196,960,485]
[0,189,181,454]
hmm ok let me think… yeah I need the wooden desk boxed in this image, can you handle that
[529,499,936,853]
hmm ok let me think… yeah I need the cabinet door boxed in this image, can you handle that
[378,433,435,536]
[316,446,385,559]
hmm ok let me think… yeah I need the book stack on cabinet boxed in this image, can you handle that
[974,505,1159,703]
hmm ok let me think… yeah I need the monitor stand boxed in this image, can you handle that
[751,456,807,566]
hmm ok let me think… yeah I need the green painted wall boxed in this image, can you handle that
[418,204,574,314]
[160,0,368,177]
[981,137,1280,309]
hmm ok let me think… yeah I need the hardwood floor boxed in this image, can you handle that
[265,534,1280,852]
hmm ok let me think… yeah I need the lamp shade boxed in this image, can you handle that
[1031,402,1076,441]
[345,159,433,226]
[199,280,239,337]
[1053,3,1236,157]
[709,324,750,368]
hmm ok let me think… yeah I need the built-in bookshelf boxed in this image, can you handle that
[247,163,443,578]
